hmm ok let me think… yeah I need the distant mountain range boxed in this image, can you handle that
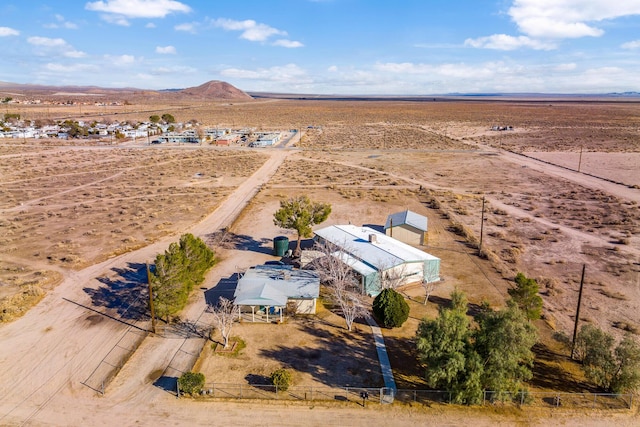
[0,80,638,101]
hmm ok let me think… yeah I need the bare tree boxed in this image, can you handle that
[421,279,436,305]
[377,262,409,291]
[312,241,368,331]
[209,296,236,348]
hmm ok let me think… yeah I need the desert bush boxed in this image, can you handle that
[270,368,292,391]
[373,288,410,328]
[178,372,205,395]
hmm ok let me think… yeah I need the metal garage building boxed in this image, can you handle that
[384,209,428,246]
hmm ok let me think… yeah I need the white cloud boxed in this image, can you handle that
[175,22,197,33]
[0,27,19,37]
[328,65,338,72]
[156,45,176,54]
[28,36,67,47]
[65,50,88,58]
[85,0,191,19]
[554,63,577,71]
[212,18,286,42]
[101,14,131,26]
[221,63,310,83]
[44,63,98,73]
[621,40,640,49]
[146,22,156,28]
[44,14,79,29]
[273,39,304,48]
[150,65,196,75]
[509,0,640,39]
[104,54,137,66]
[27,36,87,58]
[464,34,556,50]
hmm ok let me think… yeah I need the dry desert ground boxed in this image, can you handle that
[0,98,639,426]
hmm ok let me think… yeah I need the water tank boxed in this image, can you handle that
[273,236,289,257]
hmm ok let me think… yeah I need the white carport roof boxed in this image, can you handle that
[234,266,320,306]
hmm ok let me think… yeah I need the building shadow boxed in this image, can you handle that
[363,224,384,233]
[204,273,239,306]
[83,262,149,321]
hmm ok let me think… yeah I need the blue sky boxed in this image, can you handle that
[2,0,640,94]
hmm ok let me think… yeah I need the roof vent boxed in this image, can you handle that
[369,234,377,243]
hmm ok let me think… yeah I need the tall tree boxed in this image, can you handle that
[575,324,640,393]
[508,272,543,321]
[273,195,331,255]
[416,291,482,404]
[474,301,538,399]
[150,234,216,322]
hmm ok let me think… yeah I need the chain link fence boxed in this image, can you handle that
[190,383,633,410]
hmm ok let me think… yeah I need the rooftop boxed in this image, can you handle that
[234,266,320,307]
[385,209,428,232]
[314,224,438,271]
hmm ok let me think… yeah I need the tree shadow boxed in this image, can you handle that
[245,373,270,385]
[530,343,598,393]
[154,376,178,394]
[205,229,273,254]
[258,320,382,388]
[83,262,149,321]
[204,273,239,306]
[426,294,485,317]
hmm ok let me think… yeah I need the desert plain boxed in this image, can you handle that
[0,96,639,426]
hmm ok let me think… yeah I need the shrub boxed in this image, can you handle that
[270,368,292,391]
[178,372,205,395]
[373,288,410,328]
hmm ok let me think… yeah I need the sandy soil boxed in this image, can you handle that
[1,99,639,426]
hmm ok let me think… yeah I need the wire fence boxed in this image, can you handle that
[189,383,633,410]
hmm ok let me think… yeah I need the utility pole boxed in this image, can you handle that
[571,264,586,359]
[478,196,486,255]
[147,262,157,334]
[578,146,583,172]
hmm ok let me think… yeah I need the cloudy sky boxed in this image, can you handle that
[1,0,640,94]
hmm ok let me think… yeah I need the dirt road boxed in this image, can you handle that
[0,147,291,426]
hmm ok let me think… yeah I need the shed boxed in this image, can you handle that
[384,210,428,245]
[234,266,320,321]
[313,224,440,296]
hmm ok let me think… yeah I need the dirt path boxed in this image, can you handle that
[0,147,292,426]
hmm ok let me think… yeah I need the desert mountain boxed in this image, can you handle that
[0,80,252,101]
[176,80,252,100]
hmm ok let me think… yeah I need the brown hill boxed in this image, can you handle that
[177,80,252,100]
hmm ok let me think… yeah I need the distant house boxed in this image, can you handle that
[234,265,320,322]
[384,209,428,246]
[312,224,440,296]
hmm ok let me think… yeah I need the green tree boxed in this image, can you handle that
[150,234,216,322]
[508,272,543,321]
[270,368,293,391]
[161,113,176,123]
[178,372,205,395]
[273,196,331,255]
[416,291,482,404]
[149,115,160,123]
[373,288,410,328]
[474,301,538,399]
[575,324,640,393]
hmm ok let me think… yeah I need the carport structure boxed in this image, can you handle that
[233,265,320,322]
